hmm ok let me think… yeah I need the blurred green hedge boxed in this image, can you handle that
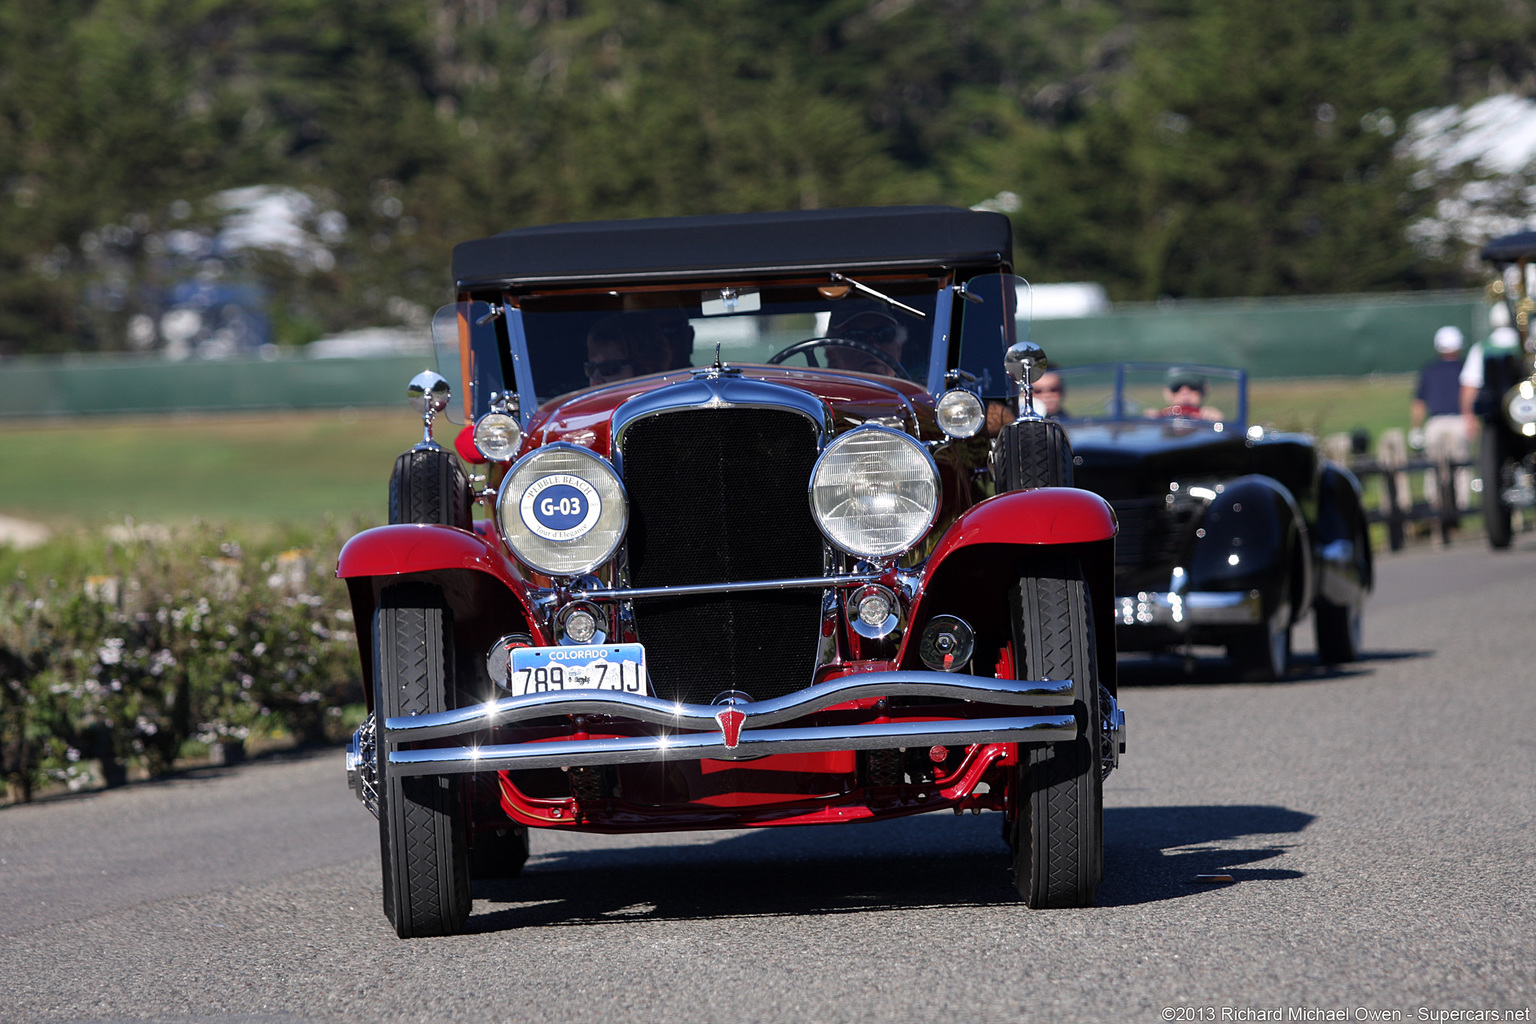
[0,522,365,803]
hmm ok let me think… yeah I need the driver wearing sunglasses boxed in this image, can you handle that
[585,313,684,386]
[825,307,909,377]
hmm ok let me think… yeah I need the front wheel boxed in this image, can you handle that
[375,585,471,938]
[1230,599,1292,683]
[1008,565,1103,908]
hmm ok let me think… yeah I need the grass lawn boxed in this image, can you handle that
[0,407,423,530]
[0,375,1419,533]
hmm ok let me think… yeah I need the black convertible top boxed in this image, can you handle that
[1481,230,1536,262]
[452,206,1012,289]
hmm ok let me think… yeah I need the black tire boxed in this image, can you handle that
[1315,516,1368,665]
[1482,429,1514,550]
[389,447,473,528]
[375,586,471,938]
[1008,565,1103,909]
[993,418,1075,492]
[1229,599,1292,683]
[469,825,530,879]
[1314,597,1362,665]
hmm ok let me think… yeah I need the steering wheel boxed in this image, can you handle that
[765,337,912,381]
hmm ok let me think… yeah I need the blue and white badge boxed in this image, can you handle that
[519,473,602,541]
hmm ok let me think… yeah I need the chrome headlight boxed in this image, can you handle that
[496,444,628,576]
[473,412,523,462]
[936,389,984,438]
[810,426,940,558]
[1506,380,1536,436]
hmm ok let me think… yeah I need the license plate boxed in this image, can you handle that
[508,643,648,697]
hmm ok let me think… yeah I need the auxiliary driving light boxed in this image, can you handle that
[473,411,523,462]
[935,389,985,438]
[847,584,900,639]
[558,604,602,645]
[919,614,974,672]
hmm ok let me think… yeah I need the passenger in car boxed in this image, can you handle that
[1031,370,1068,419]
[1157,369,1223,421]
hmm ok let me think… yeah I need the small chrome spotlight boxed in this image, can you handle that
[557,603,604,645]
[847,584,900,639]
[919,615,974,672]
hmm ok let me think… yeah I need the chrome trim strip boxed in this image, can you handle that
[611,375,834,452]
[383,672,1077,742]
[1115,589,1262,628]
[387,714,1078,775]
[573,570,884,601]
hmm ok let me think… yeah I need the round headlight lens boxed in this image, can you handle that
[473,412,523,462]
[810,427,940,558]
[936,389,985,438]
[496,444,627,576]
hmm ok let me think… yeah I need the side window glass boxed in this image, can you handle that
[431,301,507,423]
[958,274,1031,400]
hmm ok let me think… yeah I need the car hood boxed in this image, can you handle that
[523,365,934,454]
[1065,419,1252,498]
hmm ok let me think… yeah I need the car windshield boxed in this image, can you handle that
[507,278,942,407]
[1050,363,1247,428]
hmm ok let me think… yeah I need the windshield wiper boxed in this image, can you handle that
[825,273,928,319]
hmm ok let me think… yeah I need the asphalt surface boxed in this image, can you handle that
[2,536,1533,1024]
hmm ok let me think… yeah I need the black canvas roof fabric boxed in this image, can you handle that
[451,206,1012,288]
[1481,230,1536,262]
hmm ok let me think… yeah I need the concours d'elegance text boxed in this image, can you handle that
[1162,1008,1532,1021]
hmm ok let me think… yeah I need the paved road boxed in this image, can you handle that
[3,537,1534,1024]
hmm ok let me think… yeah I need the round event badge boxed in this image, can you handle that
[519,474,602,541]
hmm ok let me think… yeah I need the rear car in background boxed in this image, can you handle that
[1475,232,1536,548]
[1051,363,1373,682]
[337,207,1125,936]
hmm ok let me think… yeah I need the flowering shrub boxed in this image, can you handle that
[1,522,363,802]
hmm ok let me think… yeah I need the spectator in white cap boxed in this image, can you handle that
[1410,324,1471,526]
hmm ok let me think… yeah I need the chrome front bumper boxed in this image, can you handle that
[1115,589,1262,630]
[348,672,1081,797]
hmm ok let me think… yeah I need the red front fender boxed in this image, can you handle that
[900,487,1118,689]
[928,487,1117,561]
[336,523,522,581]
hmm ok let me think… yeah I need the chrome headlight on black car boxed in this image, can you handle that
[809,426,940,558]
[1506,380,1536,437]
[496,444,628,576]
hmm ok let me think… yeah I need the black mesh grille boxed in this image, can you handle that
[1109,495,1201,588]
[620,407,825,705]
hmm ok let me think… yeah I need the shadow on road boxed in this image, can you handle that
[1097,803,1313,907]
[466,802,1312,931]
[1116,649,1429,687]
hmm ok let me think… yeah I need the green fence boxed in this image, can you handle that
[0,289,1488,417]
[1032,289,1484,378]
[0,353,432,417]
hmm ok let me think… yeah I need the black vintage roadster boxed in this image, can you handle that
[1476,231,1536,548]
[1049,363,1373,681]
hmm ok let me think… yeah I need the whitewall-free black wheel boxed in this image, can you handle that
[375,585,471,938]
[1008,564,1103,908]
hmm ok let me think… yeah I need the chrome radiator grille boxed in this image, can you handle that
[619,407,825,705]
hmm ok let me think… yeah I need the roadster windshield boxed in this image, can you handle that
[1052,363,1248,428]
[512,277,943,406]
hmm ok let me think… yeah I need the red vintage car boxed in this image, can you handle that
[339,206,1124,937]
